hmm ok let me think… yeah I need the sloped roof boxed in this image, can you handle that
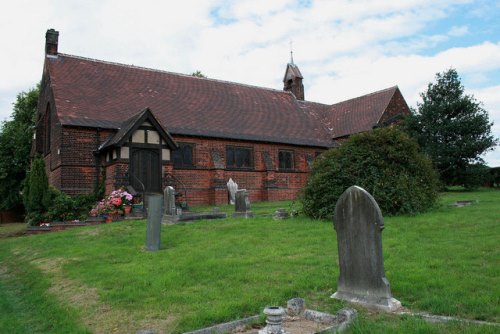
[99,107,178,151]
[44,53,405,147]
[46,54,333,147]
[310,86,400,139]
[283,63,303,80]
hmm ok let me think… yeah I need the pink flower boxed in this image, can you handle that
[111,197,122,206]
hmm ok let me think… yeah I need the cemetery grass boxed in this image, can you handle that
[0,223,26,238]
[0,190,498,333]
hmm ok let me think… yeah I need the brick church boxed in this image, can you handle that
[34,29,410,205]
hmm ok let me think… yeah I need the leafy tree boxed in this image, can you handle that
[191,70,207,78]
[405,69,497,186]
[0,86,39,210]
[23,156,51,225]
[302,127,439,219]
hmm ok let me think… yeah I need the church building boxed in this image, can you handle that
[34,29,410,205]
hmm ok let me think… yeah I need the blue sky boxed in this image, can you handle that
[0,0,499,165]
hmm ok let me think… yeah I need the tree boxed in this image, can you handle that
[302,127,439,219]
[0,86,39,210]
[191,70,207,78]
[23,156,51,225]
[405,69,497,186]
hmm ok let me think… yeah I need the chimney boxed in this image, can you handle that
[45,29,59,56]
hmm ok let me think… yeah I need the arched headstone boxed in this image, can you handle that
[227,178,238,205]
[233,189,253,218]
[331,186,401,312]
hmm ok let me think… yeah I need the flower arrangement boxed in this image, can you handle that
[89,188,133,217]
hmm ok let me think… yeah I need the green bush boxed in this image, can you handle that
[302,127,440,219]
[23,156,51,225]
[490,167,500,188]
[460,164,491,190]
[47,188,96,222]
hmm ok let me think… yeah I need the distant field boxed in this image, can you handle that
[0,189,498,333]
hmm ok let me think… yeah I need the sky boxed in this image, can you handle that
[1,0,499,166]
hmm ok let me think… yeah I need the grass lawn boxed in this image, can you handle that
[0,223,26,239]
[0,189,498,333]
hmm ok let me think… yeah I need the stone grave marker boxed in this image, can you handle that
[227,178,238,205]
[331,185,401,312]
[273,208,290,220]
[145,194,163,251]
[233,189,253,218]
[164,186,176,216]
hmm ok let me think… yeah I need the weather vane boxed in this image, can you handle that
[290,40,294,64]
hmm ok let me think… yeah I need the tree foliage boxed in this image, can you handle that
[302,127,440,219]
[23,156,51,225]
[191,70,207,78]
[0,86,39,210]
[405,69,497,186]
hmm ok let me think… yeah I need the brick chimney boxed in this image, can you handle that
[45,29,59,55]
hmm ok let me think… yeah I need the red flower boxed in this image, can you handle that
[111,197,122,206]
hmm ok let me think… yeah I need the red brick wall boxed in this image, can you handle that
[168,136,323,205]
[379,88,411,124]
[45,126,325,204]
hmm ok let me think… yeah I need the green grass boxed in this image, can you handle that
[0,223,26,238]
[0,189,498,333]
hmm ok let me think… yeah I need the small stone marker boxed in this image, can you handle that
[287,297,305,316]
[273,208,289,220]
[331,185,401,312]
[233,189,253,218]
[145,195,162,251]
[164,186,176,215]
[227,178,238,205]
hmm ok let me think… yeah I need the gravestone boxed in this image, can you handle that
[273,208,290,220]
[227,178,238,205]
[331,185,401,312]
[145,195,162,251]
[164,186,176,215]
[233,189,253,218]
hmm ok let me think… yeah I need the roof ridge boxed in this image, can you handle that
[331,85,398,106]
[55,53,293,97]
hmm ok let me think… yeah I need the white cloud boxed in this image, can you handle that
[0,0,498,164]
[448,25,469,37]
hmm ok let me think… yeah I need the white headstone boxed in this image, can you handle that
[227,178,238,205]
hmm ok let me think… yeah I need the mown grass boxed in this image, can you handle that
[0,223,26,238]
[0,189,498,333]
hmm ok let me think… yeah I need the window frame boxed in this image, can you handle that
[172,142,195,168]
[278,149,295,171]
[226,145,254,169]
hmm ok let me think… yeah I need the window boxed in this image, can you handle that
[279,150,294,170]
[172,143,194,168]
[226,146,253,169]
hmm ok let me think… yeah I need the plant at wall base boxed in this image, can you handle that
[47,188,95,221]
[89,188,133,217]
[23,156,51,225]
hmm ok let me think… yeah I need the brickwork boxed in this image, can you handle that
[39,126,324,203]
[379,88,411,124]
[36,100,407,202]
[168,136,322,205]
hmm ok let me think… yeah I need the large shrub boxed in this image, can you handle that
[47,188,96,221]
[23,156,51,225]
[302,127,440,219]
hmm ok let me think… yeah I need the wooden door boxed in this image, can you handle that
[130,148,161,193]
